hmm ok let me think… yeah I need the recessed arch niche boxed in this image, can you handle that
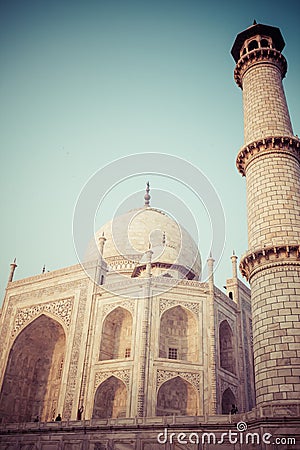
[221,387,236,414]
[0,314,66,423]
[159,305,198,362]
[156,376,197,416]
[92,376,127,418]
[219,320,236,374]
[99,307,132,360]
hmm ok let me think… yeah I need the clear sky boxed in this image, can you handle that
[0,0,299,305]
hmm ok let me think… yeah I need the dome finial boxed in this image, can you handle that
[144,181,151,207]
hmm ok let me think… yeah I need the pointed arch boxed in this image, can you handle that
[92,376,127,418]
[156,376,197,416]
[13,310,68,342]
[99,307,133,360]
[159,305,198,362]
[0,314,66,423]
[222,387,236,414]
[248,39,259,51]
[219,320,236,374]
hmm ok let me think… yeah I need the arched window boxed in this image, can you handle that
[0,315,66,423]
[159,306,198,362]
[248,39,259,51]
[228,291,233,300]
[156,376,197,416]
[219,320,236,374]
[260,38,269,48]
[99,307,132,360]
[222,388,236,414]
[93,376,127,418]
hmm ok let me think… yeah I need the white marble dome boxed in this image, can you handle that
[94,206,201,280]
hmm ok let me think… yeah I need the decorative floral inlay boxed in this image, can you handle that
[219,378,238,396]
[12,298,73,337]
[102,300,135,317]
[217,311,235,330]
[94,369,130,390]
[156,369,201,391]
[159,298,200,316]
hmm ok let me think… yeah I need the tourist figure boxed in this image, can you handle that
[230,404,238,414]
[55,413,62,421]
[77,406,84,420]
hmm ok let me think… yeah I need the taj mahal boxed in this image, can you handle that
[0,21,299,450]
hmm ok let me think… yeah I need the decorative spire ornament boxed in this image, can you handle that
[144,182,151,207]
[98,232,106,256]
[8,258,17,283]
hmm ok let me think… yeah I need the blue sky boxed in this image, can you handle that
[0,0,299,304]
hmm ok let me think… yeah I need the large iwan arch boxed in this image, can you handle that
[0,314,66,423]
[92,376,127,418]
[156,376,197,416]
[159,305,198,362]
[99,307,132,360]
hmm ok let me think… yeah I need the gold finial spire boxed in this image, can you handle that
[144,181,151,207]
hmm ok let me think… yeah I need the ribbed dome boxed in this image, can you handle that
[95,206,201,280]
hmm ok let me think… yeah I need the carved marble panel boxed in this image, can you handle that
[62,288,88,419]
[156,369,200,391]
[94,369,131,391]
[217,311,235,330]
[219,378,238,396]
[159,298,200,317]
[102,300,135,318]
[12,298,73,337]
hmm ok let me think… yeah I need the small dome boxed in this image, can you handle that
[94,207,201,280]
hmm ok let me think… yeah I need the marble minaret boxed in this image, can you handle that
[232,22,300,407]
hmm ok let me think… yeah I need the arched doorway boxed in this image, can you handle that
[0,314,66,423]
[219,320,236,374]
[221,387,236,414]
[92,376,127,418]
[156,376,197,416]
[159,306,198,362]
[99,307,132,360]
